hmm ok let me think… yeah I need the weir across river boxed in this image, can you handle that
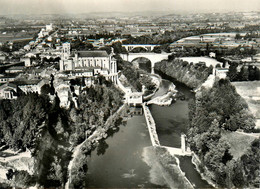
[142,103,191,156]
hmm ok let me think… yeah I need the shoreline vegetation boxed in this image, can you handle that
[0,76,125,188]
[67,103,128,188]
[154,58,260,188]
[0,54,259,188]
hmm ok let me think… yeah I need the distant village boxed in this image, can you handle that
[0,23,121,108]
[0,11,260,110]
[0,10,260,189]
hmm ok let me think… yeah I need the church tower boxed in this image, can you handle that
[62,42,71,60]
[60,42,71,71]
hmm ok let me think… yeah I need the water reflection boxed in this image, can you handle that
[96,139,109,156]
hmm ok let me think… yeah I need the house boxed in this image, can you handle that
[0,51,7,61]
[209,52,216,58]
[46,23,53,31]
[21,57,32,67]
[0,83,17,99]
[24,45,31,51]
[0,55,6,61]
[55,83,70,108]
[125,91,143,106]
[5,66,24,73]
[16,79,49,94]
[0,73,17,84]
[215,67,229,79]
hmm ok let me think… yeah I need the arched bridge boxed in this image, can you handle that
[122,44,160,52]
[120,52,171,74]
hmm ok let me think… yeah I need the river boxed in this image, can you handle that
[85,72,212,188]
[85,114,166,188]
[150,71,212,188]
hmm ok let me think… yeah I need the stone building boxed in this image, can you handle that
[59,43,117,82]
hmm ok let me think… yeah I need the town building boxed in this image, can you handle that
[215,67,229,78]
[59,43,118,82]
[125,91,143,106]
[17,79,49,94]
[46,23,53,31]
[0,73,17,84]
[5,66,24,74]
[0,83,17,99]
[21,57,32,67]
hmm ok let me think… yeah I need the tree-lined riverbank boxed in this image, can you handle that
[154,59,260,188]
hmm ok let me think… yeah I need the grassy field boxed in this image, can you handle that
[0,32,34,43]
[221,130,256,160]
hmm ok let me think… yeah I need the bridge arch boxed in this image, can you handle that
[120,53,171,74]
[130,46,149,53]
[131,57,152,72]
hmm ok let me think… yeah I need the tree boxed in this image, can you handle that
[227,63,238,81]
[248,65,256,81]
[99,46,112,54]
[112,41,127,54]
[41,84,51,95]
[235,33,242,40]
[238,66,249,81]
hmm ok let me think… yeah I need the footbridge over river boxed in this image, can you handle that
[120,52,171,74]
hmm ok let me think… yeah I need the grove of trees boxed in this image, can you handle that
[0,76,123,188]
[116,56,156,93]
[227,63,260,81]
[188,79,258,187]
[154,58,213,88]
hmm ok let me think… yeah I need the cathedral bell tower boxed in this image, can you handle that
[62,42,71,60]
[60,42,71,71]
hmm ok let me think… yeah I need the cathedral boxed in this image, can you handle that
[59,42,118,82]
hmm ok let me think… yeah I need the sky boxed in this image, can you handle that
[0,0,259,15]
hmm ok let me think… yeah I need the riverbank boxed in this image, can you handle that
[66,103,128,188]
[147,82,177,106]
[149,71,215,188]
[191,153,217,188]
[154,59,212,89]
[143,74,161,100]
[143,146,193,189]
[155,65,259,188]
[142,78,195,188]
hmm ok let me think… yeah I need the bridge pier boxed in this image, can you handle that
[151,66,155,74]
[181,134,186,153]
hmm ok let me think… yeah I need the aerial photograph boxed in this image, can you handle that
[0,0,259,188]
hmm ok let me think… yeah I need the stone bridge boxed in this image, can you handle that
[122,44,160,52]
[120,52,171,74]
